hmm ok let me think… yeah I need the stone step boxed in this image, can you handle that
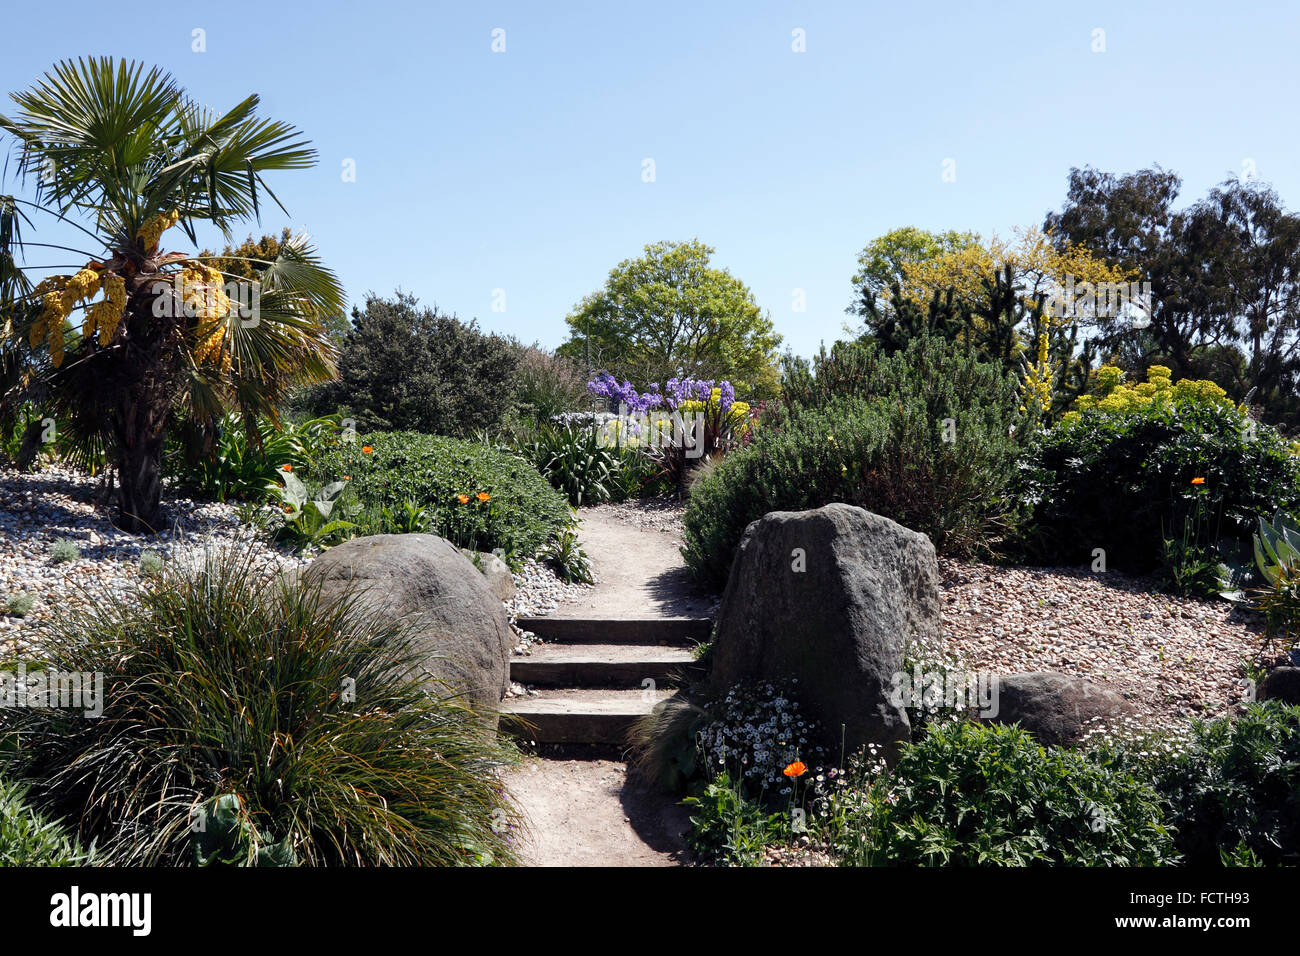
[510,643,701,688]
[513,617,711,646]
[501,688,674,745]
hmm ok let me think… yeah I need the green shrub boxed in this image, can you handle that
[1136,702,1300,866]
[0,779,91,865]
[1251,511,1300,643]
[3,593,35,617]
[0,545,521,866]
[325,292,521,437]
[838,721,1177,866]
[267,471,360,551]
[542,524,595,584]
[49,538,80,564]
[1014,400,1300,570]
[682,772,786,866]
[683,336,1022,588]
[309,430,569,560]
[138,550,165,577]
[510,343,588,426]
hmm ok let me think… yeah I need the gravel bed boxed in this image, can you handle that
[0,467,310,653]
[1,468,1277,734]
[0,466,594,659]
[936,558,1275,733]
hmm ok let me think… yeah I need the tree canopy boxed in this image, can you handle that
[558,239,781,398]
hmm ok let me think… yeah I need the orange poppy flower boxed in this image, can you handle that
[783,760,807,778]
[476,492,491,502]
[343,475,351,481]
[1191,476,1205,485]
[361,445,373,454]
[457,494,470,504]
[281,464,293,472]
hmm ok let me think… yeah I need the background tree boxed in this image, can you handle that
[855,227,1125,418]
[0,58,343,532]
[558,239,781,398]
[1046,166,1300,427]
[848,226,981,322]
[327,292,520,436]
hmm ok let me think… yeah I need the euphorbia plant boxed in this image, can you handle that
[0,58,343,531]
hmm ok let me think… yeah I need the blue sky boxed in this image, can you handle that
[3,0,1298,360]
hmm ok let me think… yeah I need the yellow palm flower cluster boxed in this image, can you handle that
[28,267,127,366]
[183,264,233,371]
[1062,365,1236,424]
[137,208,180,252]
[84,273,127,346]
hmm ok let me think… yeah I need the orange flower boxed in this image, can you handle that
[783,760,807,778]
[457,494,470,504]
[361,445,373,454]
[343,475,351,481]
[281,464,293,472]
[476,492,491,502]
[283,505,293,514]
[1191,476,1205,485]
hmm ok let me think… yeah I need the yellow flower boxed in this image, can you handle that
[137,208,180,251]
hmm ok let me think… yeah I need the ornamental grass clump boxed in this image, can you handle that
[0,545,521,866]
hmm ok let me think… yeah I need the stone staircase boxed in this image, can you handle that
[502,617,711,745]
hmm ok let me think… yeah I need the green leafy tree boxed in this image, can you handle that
[329,292,520,436]
[558,239,781,398]
[848,226,981,321]
[0,59,343,532]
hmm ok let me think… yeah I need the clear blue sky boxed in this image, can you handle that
[3,0,1298,360]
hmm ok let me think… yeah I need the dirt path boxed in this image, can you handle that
[503,501,710,867]
[549,505,716,620]
[505,757,691,866]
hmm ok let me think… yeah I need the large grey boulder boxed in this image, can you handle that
[305,534,512,721]
[710,503,939,758]
[980,673,1132,747]
[461,549,516,603]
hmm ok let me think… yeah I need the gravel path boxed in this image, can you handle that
[547,500,716,620]
[0,467,309,652]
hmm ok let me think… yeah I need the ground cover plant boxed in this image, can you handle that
[0,545,521,866]
[0,779,92,866]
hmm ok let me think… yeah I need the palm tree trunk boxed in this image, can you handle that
[115,433,165,533]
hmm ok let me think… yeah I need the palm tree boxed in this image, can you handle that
[0,58,343,532]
